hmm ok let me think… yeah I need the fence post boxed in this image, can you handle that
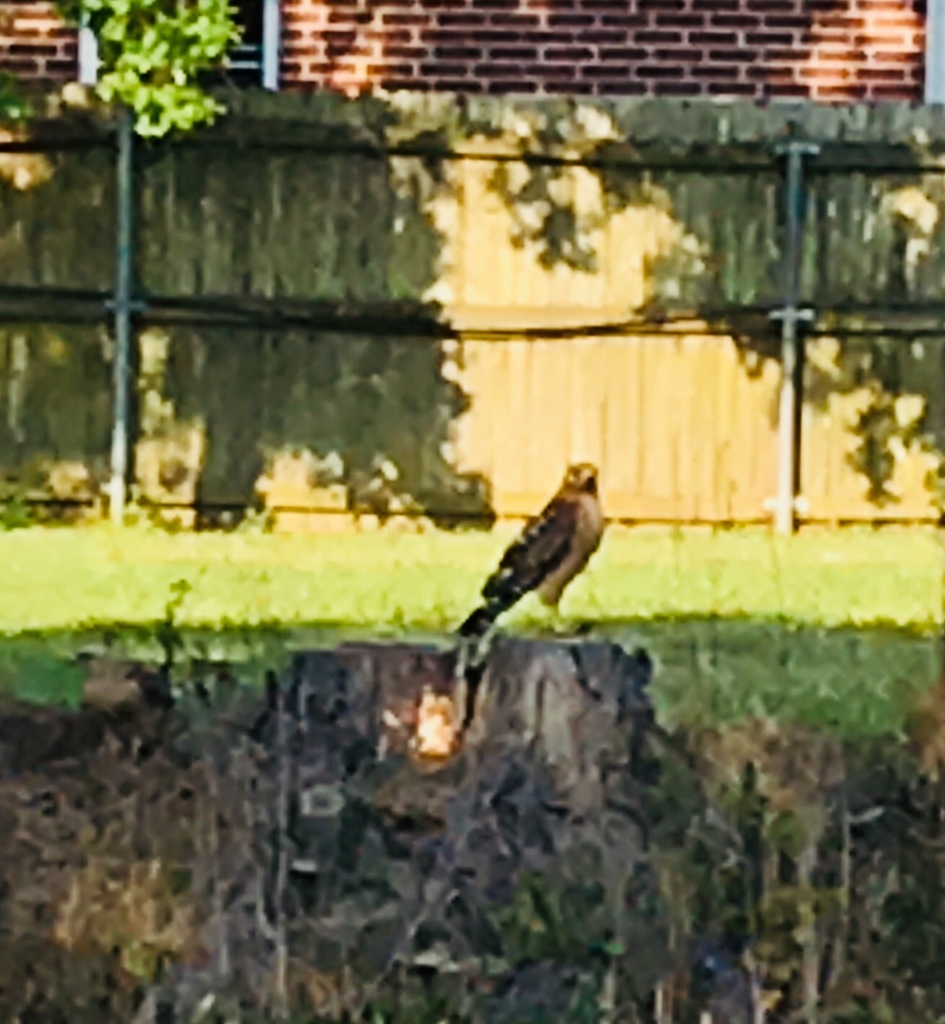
[770,137,818,536]
[107,106,135,526]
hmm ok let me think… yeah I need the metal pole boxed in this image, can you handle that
[108,106,134,525]
[771,139,818,536]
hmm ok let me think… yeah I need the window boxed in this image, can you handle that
[77,0,281,92]
[223,0,281,90]
[227,0,264,87]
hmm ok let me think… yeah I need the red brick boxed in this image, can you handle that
[635,28,685,42]
[540,80,596,93]
[711,13,763,27]
[601,13,648,26]
[545,45,596,59]
[691,62,742,78]
[860,66,909,80]
[867,49,921,62]
[489,45,541,58]
[368,62,416,76]
[812,47,867,62]
[653,13,705,26]
[377,76,430,88]
[486,78,539,92]
[764,14,813,27]
[813,83,869,98]
[707,80,757,94]
[327,9,371,24]
[420,61,472,75]
[745,29,797,44]
[473,61,530,76]
[434,78,485,90]
[7,41,59,55]
[324,29,356,44]
[526,62,580,78]
[593,80,648,94]
[423,28,470,43]
[433,45,482,58]
[384,45,428,59]
[491,12,542,26]
[0,57,37,73]
[655,80,703,94]
[365,29,413,43]
[763,81,810,96]
[547,12,598,25]
[436,12,487,25]
[868,82,921,98]
[290,43,325,56]
[581,0,635,10]
[746,63,797,79]
[798,65,852,80]
[864,13,919,27]
[581,64,638,77]
[819,14,863,29]
[381,13,428,26]
[708,47,756,61]
[636,63,687,77]
[653,46,704,61]
[756,45,800,60]
[687,29,738,44]
[583,28,633,41]
[599,45,649,58]
[639,0,687,10]
[540,29,597,41]
[745,0,800,9]
[468,28,519,41]
[524,61,585,77]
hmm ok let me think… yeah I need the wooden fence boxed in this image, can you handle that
[2,92,945,527]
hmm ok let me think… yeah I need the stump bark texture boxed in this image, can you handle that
[0,637,694,1024]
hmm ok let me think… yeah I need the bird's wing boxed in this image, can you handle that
[481,494,578,605]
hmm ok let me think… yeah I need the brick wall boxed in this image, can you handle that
[0,0,927,103]
[0,0,78,83]
[281,0,927,101]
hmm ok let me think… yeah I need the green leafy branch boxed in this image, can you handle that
[57,0,243,138]
[0,72,30,123]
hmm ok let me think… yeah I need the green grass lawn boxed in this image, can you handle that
[1,521,943,737]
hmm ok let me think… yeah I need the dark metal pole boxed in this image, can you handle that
[770,138,818,536]
[109,106,134,525]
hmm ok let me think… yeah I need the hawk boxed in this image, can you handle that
[457,462,605,640]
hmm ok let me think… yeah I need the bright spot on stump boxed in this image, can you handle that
[409,686,460,763]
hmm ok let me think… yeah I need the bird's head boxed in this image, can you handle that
[562,462,599,495]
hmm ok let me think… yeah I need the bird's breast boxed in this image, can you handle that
[575,494,604,551]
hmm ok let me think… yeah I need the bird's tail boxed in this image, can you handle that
[457,602,501,639]
[455,600,505,733]
[458,588,521,638]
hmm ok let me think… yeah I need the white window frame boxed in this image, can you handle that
[77,24,99,86]
[927,0,945,104]
[74,0,281,91]
[261,0,281,91]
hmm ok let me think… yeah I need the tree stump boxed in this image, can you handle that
[0,637,701,1024]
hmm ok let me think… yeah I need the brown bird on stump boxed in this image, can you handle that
[458,462,605,641]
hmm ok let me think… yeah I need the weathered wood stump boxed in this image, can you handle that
[0,637,699,1024]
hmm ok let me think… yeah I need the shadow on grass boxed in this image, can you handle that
[0,612,939,741]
